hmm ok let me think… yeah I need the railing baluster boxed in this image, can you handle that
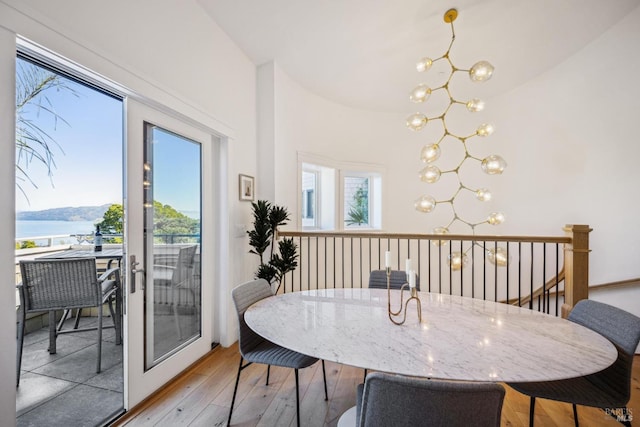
[543,243,547,313]
[530,242,534,310]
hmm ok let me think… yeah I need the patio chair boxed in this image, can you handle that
[228,278,327,427]
[508,299,640,427]
[16,257,122,386]
[153,245,198,339]
[356,372,505,427]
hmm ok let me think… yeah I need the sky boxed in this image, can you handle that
[15,58,200,217]
[16,58,123,212]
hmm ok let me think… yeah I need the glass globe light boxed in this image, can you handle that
[410,84,432,103]
[481,155,507,175]
[476,188,491,201]
[476,123,494,137]
[469,60,494,82]
[420,144,441,163]
[406,112,427,131]
[448,251,469,271]
[431,226,449,247]
[466,98,485,112]
[419,165,441,183]
[414,195,436,213]
[487,212,505,225]
[487,247,510,266]
[416,57,433,72]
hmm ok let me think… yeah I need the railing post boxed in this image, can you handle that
[562,224,592,317]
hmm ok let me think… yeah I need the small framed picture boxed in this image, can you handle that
[239,174,255,201]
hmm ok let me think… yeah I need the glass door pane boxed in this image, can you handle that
[143,123,202,367]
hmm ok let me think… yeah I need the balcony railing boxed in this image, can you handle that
[279,224,591,317]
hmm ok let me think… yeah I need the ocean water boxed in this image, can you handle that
[16,220,98,240]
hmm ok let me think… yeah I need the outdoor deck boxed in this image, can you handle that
[16,316,124,426]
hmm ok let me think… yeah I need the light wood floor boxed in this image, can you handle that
[115,344,639,427]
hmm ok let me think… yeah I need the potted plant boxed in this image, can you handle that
[247,200,298,293]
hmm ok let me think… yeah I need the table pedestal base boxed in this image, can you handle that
[337,406,356,427]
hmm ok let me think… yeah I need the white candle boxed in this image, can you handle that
[405,258,412,274]
[409,270,416,288]
[385,251,391,268]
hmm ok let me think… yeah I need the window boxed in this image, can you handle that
[301,171,317,227]
[342,172,381,229]
[299,153,382,230]
[344,176,370,228]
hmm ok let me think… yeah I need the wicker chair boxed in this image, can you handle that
[228,279,327,427]
[356,373,505,427]
[508,299,640,427]
[16,258,122,387]
[153,245,198,338]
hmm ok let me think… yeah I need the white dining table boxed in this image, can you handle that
[245,288,617,383]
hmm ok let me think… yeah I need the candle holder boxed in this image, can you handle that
[387,267,422,325]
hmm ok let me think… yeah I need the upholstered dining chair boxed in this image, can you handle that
[508,299,640,427]
[16,258,121,386]
[356,372,505,427]
[368,269,420,291]
[229,278,327,427]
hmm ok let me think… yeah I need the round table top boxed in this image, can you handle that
[245,288,617,383]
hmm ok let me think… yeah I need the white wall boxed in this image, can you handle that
[0,0,258,421]
[263,9,640,316]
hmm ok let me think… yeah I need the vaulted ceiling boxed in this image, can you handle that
[199,0,639,113]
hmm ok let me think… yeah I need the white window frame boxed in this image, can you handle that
[341,171,382,230]
[298,152,384,231]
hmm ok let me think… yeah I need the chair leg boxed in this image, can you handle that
[228,356,244,426]
[115,285,123,345]
[266,365,271,386]
[96,302,103,373]
[573,404,579,427]
[322,360,328,401]
[363,368,368,382]
[57,309,71,331]
[529,396,536,427]
[172,286,182,340]
[295,368,300,427]
[107,298,119,345]
[16,306,26,387]
[73,308,82,329]
[48,310,57,354]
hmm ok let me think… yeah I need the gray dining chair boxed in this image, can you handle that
[508,299,640,427]
[368,269,420,291]
[228,278,327,427]
[356,372,505,427]
[16,258,122,386]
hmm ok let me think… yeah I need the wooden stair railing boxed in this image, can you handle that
[279,224,592,318]
[504,267,565,307]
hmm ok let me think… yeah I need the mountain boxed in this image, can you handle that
[16,204,112,221]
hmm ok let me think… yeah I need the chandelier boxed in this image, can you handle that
[406,8,507,269]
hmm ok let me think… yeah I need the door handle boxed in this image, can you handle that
[130,255,145,293]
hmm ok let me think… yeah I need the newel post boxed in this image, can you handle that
[561,224,592,318]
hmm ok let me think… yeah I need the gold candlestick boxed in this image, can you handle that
[387,267,422,325]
